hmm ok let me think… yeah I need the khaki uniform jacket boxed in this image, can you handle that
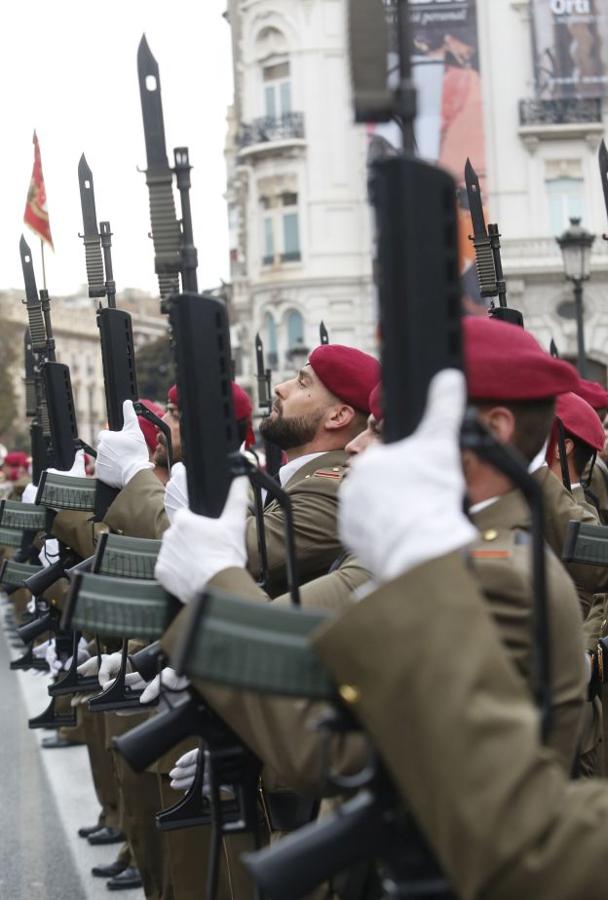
[586,458,608,524]
[104,451,349,598]
[313,551,608,900]
[471,491,586,772]
[162,554,371,795]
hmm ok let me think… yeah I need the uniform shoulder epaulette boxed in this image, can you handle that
[469,526,513,560]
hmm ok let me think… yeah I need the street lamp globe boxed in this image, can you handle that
[556,217,595,282]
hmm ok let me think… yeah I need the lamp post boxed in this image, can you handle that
[556,217,595,378]
[286,338,310,373]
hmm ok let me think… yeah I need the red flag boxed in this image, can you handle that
[23,131,54,249]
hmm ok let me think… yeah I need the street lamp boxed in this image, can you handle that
[286,338,310,373]
[556,216,595,378]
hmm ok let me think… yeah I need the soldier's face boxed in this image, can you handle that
[153,403,182,467]
[345,415,382,459]
[259,365,334,450]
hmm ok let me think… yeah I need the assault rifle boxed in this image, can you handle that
[78,154,139,517]
[464,158,523,327]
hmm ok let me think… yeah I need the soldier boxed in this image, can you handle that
[575,378,608,522]
[313,367,608,900]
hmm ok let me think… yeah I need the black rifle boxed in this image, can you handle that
[599,139,608,240]
[464,158,523,327]
[78,153,138,517]
[254,332,282,478]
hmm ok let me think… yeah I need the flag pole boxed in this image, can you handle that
[40,238,47,290]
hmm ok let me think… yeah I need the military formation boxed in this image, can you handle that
[6,2,608,898]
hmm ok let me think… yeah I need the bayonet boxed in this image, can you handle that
[319,321,329,345]
[137,34,181,302]
[23,328,36,418]
[599,139,608,239]
[550,338,559,359]
[255,332,271,411]
[19,235,47,354]
[78,154,106,298]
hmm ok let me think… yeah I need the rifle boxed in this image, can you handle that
[20,236,95,472]
[78,153,139,516]
[254,332,282,478]
[599,139,608,240]
[464,158,523,327]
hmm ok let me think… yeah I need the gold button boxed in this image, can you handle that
[339,684,361,705]
[483,529,498,542]
[332,467,340,472]
[304,474,311,479]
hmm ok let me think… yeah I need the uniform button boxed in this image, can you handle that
[332,467,340,472]
[304,474,311,479]
[483,529,498,542]
[339,683,361,705]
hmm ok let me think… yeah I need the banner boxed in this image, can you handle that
[24,131,54,249]
[531,0,608,98]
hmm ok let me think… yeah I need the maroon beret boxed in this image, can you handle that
[308,345,380,414]
[555,392,605,452]
[137,399,165,453]
[5,451,29,468]
[574,378,608,411]
[167,384,179,408]
[369,383,383,422]
[464,317,579,400]
[232,383,255,448]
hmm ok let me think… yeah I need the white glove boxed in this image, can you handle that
[140,666,190,705]
[77,655,100,677]
[46,448,87,478]
[77,651,124,689]
[155,477,249,604]
[339,370,477,583]
[164,462,189,524]
[33,638,52,660]
[21,482,38,503]
[38,538,60,569]
[169,747,200,792]
[95,400,153,489]
[46,636,89,674]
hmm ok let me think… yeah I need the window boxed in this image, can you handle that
[546,177,584,235]
[263,61,291,120]
[259,191,301,266]
[264,312,278,370]
[286,310,304,350]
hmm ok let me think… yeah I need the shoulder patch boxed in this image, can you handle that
[470,549,512,560]
[313,467,344,480]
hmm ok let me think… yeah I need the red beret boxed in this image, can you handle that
[137,399,165,453]
[573,379,608,411]
[369,383,383,422]
[464,317,579,400]
[555,392,605,452]
[5,451,29,468]
[308,345,380,414]
[167,384,179,408]
[232,383,255,448]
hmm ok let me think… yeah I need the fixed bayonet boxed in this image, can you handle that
[137,34,181,302]
[19,235,47,354]
[255,332,271,411]
[24,328,36,418]
[550,338,559,359]
[599,139,608,240]
[78,154,106,298]
[319,321,329,345]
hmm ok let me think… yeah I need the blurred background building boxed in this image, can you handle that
[225,0,608,398]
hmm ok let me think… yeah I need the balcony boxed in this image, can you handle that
[237,113,306,158]
[518,97,604,150]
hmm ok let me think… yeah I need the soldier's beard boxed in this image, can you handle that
[259,407,324,451]
[153,438,181,468]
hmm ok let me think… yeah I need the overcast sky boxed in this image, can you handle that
[0,1,233,297]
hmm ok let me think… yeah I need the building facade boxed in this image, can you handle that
[225,0,608,395]
[1,288,166,447]
[225,0,377,400]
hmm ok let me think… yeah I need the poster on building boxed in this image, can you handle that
[531,0,608,98]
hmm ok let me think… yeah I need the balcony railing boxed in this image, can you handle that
[519,97,602,127]
[238,112,305,150]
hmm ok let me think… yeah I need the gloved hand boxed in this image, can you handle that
[46,636,90,674]
[155,477,249,604]
[164,462,189,524]
[78,651,125,689]
[95,400,153,489]
[33,638,52,660]
[38,538,60,569]
[21,482,38,504]
[339,370,477,583]
[46,448,87,478]
[77,655,100,677]
[140,667,190,705]
[169,747,200,792]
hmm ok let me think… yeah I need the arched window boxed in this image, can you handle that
[286,310,304,350]
[264,311,278,369]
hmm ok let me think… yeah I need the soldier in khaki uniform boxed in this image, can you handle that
[310,364,608,900]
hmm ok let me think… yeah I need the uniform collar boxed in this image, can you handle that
[279,452,326,488]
